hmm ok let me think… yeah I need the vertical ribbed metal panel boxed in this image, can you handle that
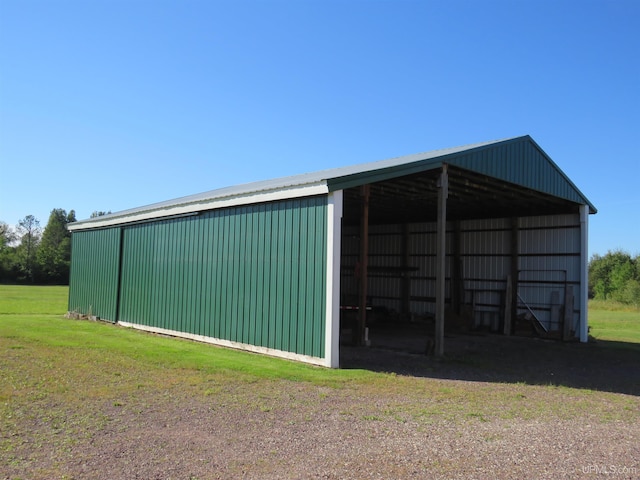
[341,221,451,316]
[517,213,581,331]
[68,227,121,321]
[458,217,510,327]
[410,222,439,315]
[461,218,510,287]
[116,196,327,358]
[368,224,402,312]
[340,225,359,306]
[339,211,582,331]
[451,139,584,204]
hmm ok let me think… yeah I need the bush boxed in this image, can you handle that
[589,250,640,306]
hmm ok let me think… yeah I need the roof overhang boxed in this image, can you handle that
[68,181,329,231]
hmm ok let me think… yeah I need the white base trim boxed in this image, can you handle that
[117,321,328,367]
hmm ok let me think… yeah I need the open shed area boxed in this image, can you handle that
[68,135,596,367]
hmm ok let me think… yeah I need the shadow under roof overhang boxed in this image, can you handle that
[341,165,584,226]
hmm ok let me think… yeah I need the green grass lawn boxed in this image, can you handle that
[0,284,638,398]
[0,284,637,395]
[0,284,69,315]
[0,286,637,377]
[0,285,636,406]
[588,305,640,343]
[0,285,370,387]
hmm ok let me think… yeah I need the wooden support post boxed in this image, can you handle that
[452,220,462,315]
[563,285,574,341]
[550,290,561,331]
[355,184,370,346]
[507,217,519,336]
[401,223,411,318]
[579,205,589,343]
[503,274,512,336]
[434,165,448,357]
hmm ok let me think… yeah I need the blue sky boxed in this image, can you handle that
[0,0,638,256]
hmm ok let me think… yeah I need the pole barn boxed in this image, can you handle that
[68,136,596,367]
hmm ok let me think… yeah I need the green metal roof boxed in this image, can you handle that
[327,135,596,214]
[69,135,596,231]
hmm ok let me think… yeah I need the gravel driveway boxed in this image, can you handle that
[3,333,639,479]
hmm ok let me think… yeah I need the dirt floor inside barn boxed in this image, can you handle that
[3,331,639,480]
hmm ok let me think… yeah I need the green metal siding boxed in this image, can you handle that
[117,196,328,358]
[68,227,121,321]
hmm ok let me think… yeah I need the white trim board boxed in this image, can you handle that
[69,182,328,231]
[118,321,329,367]
[324,190,343,368]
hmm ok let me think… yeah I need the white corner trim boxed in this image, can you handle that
[579,204,589,343]
[68,182,329,231]
[117,321,329,367]
[324,190,343,368]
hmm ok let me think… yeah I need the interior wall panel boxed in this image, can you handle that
[340,213,582,335]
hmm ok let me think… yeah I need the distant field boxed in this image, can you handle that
[588,303,640,343]
[0,284,68,315]
[1,285,637,342]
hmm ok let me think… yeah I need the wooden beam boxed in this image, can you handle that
[434,165,448,357]
[452,220,462,315]
[503,274,512,336]
[579,205,589,343]
[401,223,411,317]
[563,285,574,341]
[507,217,519,336]
[355,184,370,346]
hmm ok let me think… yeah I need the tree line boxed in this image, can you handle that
[0,209,109,284]
[589,250,640,307]
[1,209,639,307]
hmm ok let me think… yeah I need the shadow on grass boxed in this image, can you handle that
[340,327,640,396]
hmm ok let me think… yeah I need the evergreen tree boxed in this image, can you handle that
[16,215,41,283]
[37,209,75,284]
[90,210,111,218]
